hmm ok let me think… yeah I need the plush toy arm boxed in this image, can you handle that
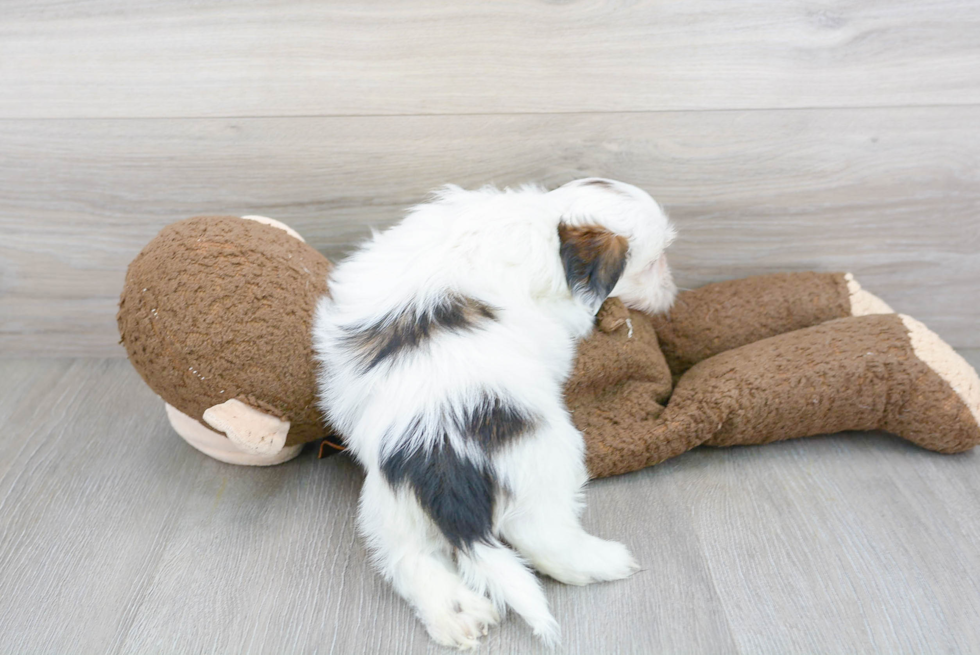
[649,272,892,376]
[566,300,674,417]
[581,313,980,478]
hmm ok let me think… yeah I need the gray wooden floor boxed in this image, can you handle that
[3,354,980,654]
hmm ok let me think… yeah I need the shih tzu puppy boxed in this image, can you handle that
[313,178,677,649]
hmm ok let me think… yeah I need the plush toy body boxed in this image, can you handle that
[118,216,980,474]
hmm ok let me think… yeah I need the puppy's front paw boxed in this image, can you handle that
[544,536,640,586]
[422,585,500,650]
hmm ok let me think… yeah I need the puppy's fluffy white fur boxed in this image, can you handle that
[313,179,677,649]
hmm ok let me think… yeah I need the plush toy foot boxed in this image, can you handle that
[893,314,980,449]
[165,403,303,466]
[844,272,893,316]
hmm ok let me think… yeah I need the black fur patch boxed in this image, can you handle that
[381,433,495,550]
[380,394,534,549]
[343,294,497,370]
[454,392,536,452]
[572,178,632,197]
[558,223,629,312]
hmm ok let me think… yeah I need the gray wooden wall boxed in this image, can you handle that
[2,0,978,357]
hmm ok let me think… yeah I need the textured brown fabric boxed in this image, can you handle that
[574,312,980,478]
[118,215,333,446]
[566,300,674,472]
[650,272,852,376]
[120,227,979,475]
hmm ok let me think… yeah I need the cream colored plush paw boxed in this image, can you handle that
[845,272,894,316]
[901,314,980,427]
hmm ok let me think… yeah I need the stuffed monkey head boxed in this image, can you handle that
[118,215,337,464]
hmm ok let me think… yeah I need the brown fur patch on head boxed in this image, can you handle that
[558,223,629,313]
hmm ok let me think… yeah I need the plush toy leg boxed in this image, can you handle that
[650,272,891,376]
[165,403,304,466]
[582,313,980,478]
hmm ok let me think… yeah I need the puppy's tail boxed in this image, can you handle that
[456,540,560,647]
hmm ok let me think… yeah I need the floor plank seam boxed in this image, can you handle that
[2,101,980,122]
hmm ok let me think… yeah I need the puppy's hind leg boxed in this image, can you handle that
[358,471,499,650]
[381,435,560,646]
[455,539,560,647]
[497,421,640,586]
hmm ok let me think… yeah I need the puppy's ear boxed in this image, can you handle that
[558,223,629,314]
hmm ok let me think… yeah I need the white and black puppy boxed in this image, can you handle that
[313,179,677,649]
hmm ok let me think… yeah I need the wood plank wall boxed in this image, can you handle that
[2,1,978,356]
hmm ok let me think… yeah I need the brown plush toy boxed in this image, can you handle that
[118,216,980,475]
[571,274,980,477]
[118,215,335,465]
